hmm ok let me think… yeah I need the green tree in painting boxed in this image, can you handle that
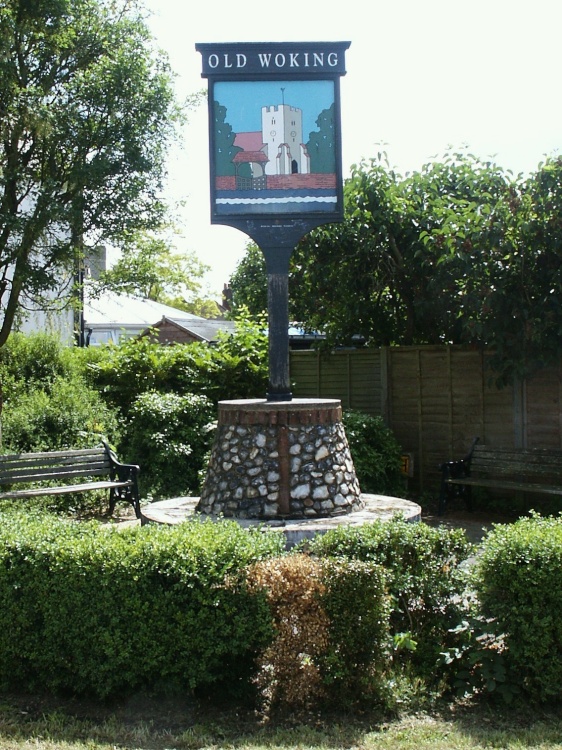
[0,0,181,347]
[213,101,242,177]
[307,103,336,174]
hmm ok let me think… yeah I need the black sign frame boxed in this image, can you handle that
[196,42,350,244]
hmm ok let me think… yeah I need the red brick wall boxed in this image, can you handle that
[266,174,336,189]
[150,322,198,345]
[215,174,336,190]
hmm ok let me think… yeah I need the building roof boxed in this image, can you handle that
[84,289,208,327]
[83,289,232,345]
[232,150,268,164]
[234,132,266,151]
[153,316,236,342]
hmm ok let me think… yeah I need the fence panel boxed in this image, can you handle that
[290,349,381,413]
[525,363,562,449]
[290,346,562,493]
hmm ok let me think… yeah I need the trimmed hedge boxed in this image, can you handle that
[0,512,283,699]
[473,513,562,703]
[306,516,474,677]
[4,507,558,707]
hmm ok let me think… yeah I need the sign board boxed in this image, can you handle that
[196,42,350,240]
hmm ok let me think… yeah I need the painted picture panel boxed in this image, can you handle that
[211,78,339,217]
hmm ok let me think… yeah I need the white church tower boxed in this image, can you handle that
[261,100,310,176]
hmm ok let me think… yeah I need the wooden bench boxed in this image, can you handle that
[438,437,562,515]
[0,442,141,519]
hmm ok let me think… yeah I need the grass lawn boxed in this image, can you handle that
[0,694,561,750]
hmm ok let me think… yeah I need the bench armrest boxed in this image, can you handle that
[439,458,470,481]
[102,440,139,479]
[102,441,141,518]
[438,437,480,515]
[439,436,480,478]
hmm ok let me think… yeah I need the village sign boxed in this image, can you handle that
[196,41,350,400]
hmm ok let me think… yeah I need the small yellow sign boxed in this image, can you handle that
[400,453,414,478]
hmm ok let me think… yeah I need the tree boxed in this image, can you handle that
[94,228,218,316]
[0,0,181,346]
[213,100,242,177]
[230,149,562,382]
[291,149,514,348]
[228,241,268,316]
[473,157,562,380]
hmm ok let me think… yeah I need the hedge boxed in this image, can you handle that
[0,512,283,699]
[306,516,474,678]
[473,513,562,703]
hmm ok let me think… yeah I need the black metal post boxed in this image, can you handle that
[263,246,292,401]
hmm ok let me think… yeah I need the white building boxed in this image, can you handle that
[261,104,310,175]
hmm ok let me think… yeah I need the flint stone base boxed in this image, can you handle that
[197,398,364,519]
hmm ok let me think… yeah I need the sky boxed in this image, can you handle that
[142,0,561,298]
[213,79,335,140]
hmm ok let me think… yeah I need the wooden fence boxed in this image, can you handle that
[290,346,562,494]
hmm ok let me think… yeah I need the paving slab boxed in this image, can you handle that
[141,494,422,548]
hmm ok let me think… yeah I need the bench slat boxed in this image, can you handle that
[0,456,111,482]
[472,460,561,471]
[0,465,113,485]
[0,448,107,463]
[0,479,134,500]
[0,454,108,472]
[472,452,562,468]
[446,477,562,496]
[471,448,561,483]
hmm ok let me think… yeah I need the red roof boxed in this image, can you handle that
[234,131,265,151]
[233,150,268,164]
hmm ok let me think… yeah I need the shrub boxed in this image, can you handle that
[0,332,78,400]
[306,516,473,679]
[121,391,216,499]
[473,513,562,703]
[0,334,121,515]
[190,312,269,402]
[342,410,405,496]
[438,602,519,704]
[83,336,201,417]
[0,512,283,699]
[319,557,390,704]
[246,553,390,711]
[84,313,269,417]
[1,375,120,454]
[246,554,330,710]
[0,331,120,464]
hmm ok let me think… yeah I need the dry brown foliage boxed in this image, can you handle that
[246,554,330,710]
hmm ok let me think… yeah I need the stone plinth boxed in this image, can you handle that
[196,398,364,520]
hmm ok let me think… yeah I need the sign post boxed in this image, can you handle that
[196,41,350,400]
